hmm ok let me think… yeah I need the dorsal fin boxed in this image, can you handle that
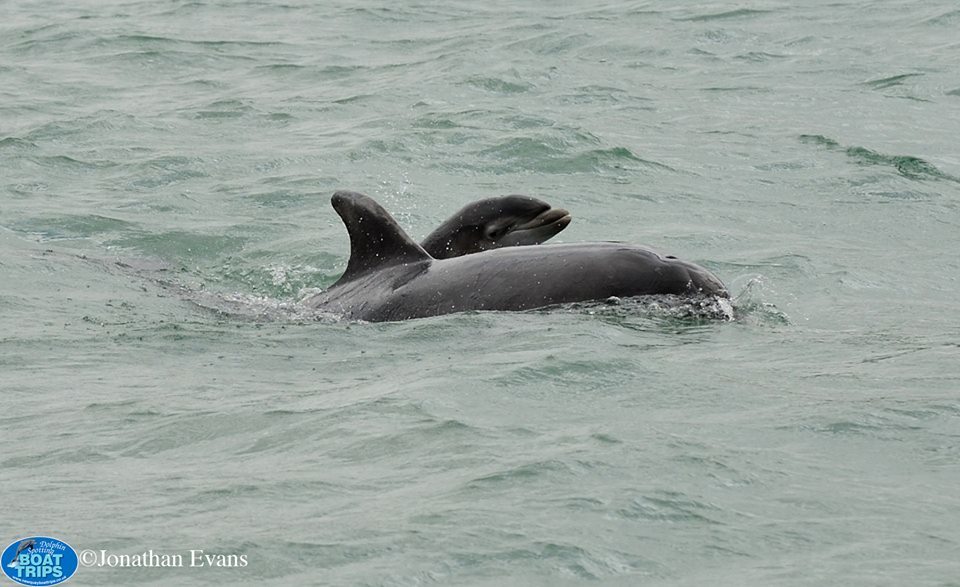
[330,190,431,285]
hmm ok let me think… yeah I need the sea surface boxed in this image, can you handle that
[2,1,959,585]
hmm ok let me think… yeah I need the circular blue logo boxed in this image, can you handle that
[2,537,78,586]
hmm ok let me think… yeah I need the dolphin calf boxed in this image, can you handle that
[303,191,728,322]
[421,196,570,258]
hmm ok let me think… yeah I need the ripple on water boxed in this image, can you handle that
[676,8,774,22]
[465,460,577,489]
[477,136,671,175]
[107,230,247,262]
[615,490,724,524]
[463,75,535,94]
[799,134,959,183]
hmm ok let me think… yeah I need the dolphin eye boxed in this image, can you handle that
[486,227,506,240]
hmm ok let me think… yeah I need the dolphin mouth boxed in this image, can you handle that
[499,207,571,246]
[513,207,571,234]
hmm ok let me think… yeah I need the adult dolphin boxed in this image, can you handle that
[421,195,570,258]
[304,191,728,322]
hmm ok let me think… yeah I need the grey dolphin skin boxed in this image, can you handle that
[303,191,728,322]
[421,195,571,258]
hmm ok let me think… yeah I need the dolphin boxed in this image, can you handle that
[421,195,570,258]
[6,539,35,568]
[303,191,728,322]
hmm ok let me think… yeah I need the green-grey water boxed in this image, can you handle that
[3,1,959,585]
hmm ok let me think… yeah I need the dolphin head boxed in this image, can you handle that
[422,195,571,259]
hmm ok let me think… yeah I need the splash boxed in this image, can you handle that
[730,276,790,325]
[556,294,737,323]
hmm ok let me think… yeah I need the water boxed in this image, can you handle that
[2,1,959,585]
